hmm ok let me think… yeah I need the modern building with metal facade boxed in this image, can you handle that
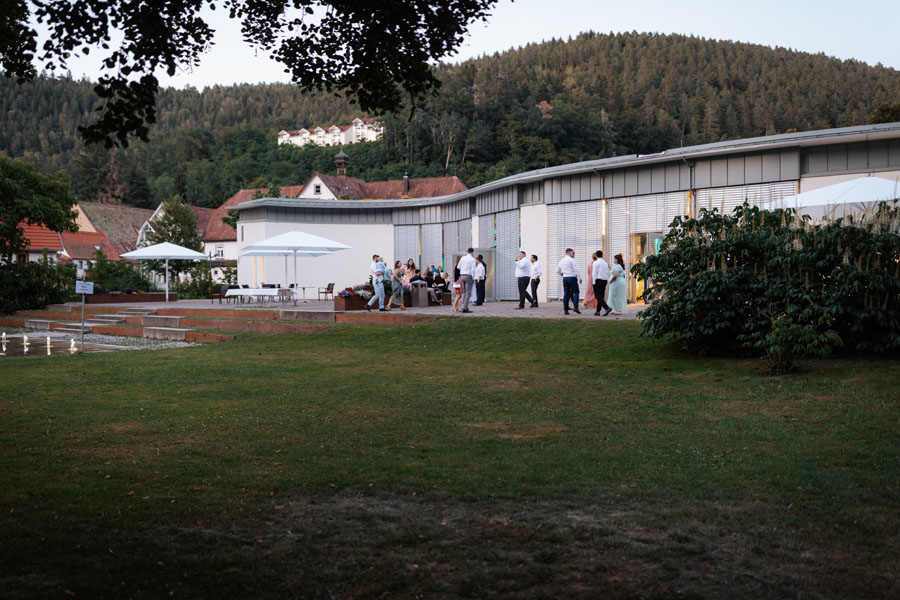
[235,123,900,302]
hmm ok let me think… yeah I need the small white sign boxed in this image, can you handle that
[75,281,94,295]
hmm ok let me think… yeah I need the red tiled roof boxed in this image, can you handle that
[204,173,467,242]
[314,173,468,200]
[190,207,215,236]
[203,185,308,242]
[20,223,63,251]
[77,202,154,256]
[60,231,120,261]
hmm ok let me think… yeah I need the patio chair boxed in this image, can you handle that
[318,282,335,301]
[211,283,229,304]
[277,288,293,304]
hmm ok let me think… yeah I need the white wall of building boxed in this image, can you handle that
[800,170,900,192]
[519,203,549,303]
[237,221,394,292]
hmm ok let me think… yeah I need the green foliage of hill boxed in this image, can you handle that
[2,32,900,209]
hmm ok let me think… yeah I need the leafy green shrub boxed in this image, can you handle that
[634,201,900,372]
[172,263,219,299]
[0,254,77,314]
[89,248,154,294]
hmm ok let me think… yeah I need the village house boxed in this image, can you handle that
[277,118,383,147]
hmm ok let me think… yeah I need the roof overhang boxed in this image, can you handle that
[234,122,900,212]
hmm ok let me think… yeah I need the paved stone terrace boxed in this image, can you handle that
[73,298,644,320]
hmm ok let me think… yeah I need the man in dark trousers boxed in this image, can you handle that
[529,254,541,307]
[514,250,534,309]
[474,255,486,305]
[592,250,612,316]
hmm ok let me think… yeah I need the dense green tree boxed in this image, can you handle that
[2,33,900,205]
[0,156,77,262]
[144,196,202,278]
[1,0,498,146]
[869,102,900,124]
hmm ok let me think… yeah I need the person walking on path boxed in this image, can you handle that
[451,257,463,312]
[366,254,386,312]
[529,254,541,307]
[583,253,597,309]
[515,251,535,309]
[457,248,476,313]
[592,250,613,316]
[556,248,582,315]
[387,260,406,311]
[607,253,628,315]
[474,255,486,305]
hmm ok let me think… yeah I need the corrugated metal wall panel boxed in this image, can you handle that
[608,197,629,270]
[478,214,494,248]
[495,210,519,300]
[394,225,420,268]
[696,182,798,214]
[547,205,562,299]
[545,200,605,300]
[664,191,689,230]
[630,194,660,232]
[443,221,458,270]
[458,219,472,251]
[421,223,443,270]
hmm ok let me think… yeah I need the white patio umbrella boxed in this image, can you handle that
[240,230,351,292]
[120,241,207,303]
[763,175,900,219]
[238,248,334,293]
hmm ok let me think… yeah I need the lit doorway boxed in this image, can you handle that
[629,232,663,303]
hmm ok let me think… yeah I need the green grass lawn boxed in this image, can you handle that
[1,319,898,599]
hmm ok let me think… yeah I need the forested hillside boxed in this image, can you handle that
[2,31,899,209]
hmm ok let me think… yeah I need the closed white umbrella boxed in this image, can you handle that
[241,231,351,292]
[121,242,207,303]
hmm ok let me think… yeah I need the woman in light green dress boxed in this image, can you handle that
[607,253,628,315]
[387,261,406,310]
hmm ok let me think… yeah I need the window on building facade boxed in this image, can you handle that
[314,184,321,195]
[215,245,224,258]
[16,253,28,265]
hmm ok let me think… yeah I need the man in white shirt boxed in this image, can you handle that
[457,247,476,313]
[366,254,386,311]
[514,250,535,309]
[529,254,542,308]
[556,248,582,315]
[474,255,486,305]
[592,250,612,316]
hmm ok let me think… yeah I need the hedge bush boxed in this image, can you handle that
[0,256,77,315]
[633,201,900,372]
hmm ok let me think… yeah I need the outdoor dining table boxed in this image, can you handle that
[225,288,298,304]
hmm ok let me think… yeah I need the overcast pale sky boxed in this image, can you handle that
[43,0,900,89]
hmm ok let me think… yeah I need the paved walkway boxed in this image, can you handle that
[79,298,644,320]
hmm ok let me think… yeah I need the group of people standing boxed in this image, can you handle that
[365,247,627,316]
[555,248,627,316]
[365,255,456,311]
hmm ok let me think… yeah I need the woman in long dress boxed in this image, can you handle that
[386,261,406,311]
[583,252,597,309]
[607,253,628,315]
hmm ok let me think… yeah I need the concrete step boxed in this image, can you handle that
[121,308,157,315]
[45,304,73,313]
[24,319,55,330]
[280,309,335,323]
[89,315,127,324]
[56,325,92,334]
[143,327,191,341]
[142,315,183,327]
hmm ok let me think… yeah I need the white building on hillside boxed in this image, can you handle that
[277,118,383,147]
